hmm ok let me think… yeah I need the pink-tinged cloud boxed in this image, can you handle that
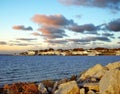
[32,14,73,27]
[38,26,67,39]
[13,25,33,31]
[31,32,41,36]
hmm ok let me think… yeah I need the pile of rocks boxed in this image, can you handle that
[0,61,120,94]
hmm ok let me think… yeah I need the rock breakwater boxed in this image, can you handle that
[0,61,120,94]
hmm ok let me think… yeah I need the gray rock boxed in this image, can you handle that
[38,83,48,94]
[52,81,58,93]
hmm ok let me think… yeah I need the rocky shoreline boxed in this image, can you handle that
[0,61,120,94]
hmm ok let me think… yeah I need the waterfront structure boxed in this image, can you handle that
[20,48,120,56]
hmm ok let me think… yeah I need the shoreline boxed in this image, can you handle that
[0,61,120,94]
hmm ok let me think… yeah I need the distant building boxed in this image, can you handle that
[27,50,35,55]
[116,50,120,56]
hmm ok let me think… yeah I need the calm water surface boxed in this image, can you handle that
[0,56,120,86]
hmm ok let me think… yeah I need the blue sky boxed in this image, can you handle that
[0,0,120,54]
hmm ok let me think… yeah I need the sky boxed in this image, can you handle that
[0,0,120,54]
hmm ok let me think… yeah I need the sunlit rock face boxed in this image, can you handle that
[100,69,120,94]
[106,61,120,70]
[54,81,80,94]
[79,64,104,80]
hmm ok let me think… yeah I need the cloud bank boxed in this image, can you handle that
[68,36,111,43]
[13,25,33,31]
[32,14,74,27]
[0,41,7,45]
[59,0,120,10]
[38,26,67,39]
[16,38,37,41]
[68,24,99,34]
[106,18,120,32]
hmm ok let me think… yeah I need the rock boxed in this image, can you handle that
[54,81,80,94]
[58,78,69,85]
[3,82,39,94]
[79,64,104,80]
[96,92,100,94]
[41,80,55,93]
[106,61,120,70]
[41,80,55,88]
[84,77,98,83]
[90,77,97,82]
[52,81,58,93]
[87,90,96,94]
[70,75,77,81]
[23,83,39,94]
[0,88,4,94]
[38,83,48,94]
[84,83,99,92]
[99,69,120,94]
[80,88,85,94]
[94,67,108,80]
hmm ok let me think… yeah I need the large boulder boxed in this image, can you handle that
[106,61,120,70]
[79,64,104,80]
[54,81,80,94]
[94,67,108,79]
[99,69,120,94]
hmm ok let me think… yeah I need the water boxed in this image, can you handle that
[0,56,120,87]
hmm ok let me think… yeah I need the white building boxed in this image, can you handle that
[27,50,35,55]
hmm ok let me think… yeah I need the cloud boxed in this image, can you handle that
[92,36,111,42]
[31,32,41,36]
[106,18,120,32]
[58,0,120,10]
[67,18,120,34]
[16,38,37,41]
[13,25,33,31]
[9,43,33,46]
[102,33,114,37]
[38,26,68,39]
[82,36,111,42]
[32,14,74,27]
[0,41,7,45]
[45,39,67,44]
[68,24,99,34]
[67,36,111,43]
[13,43,33,46]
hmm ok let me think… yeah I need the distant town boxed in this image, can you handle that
[19,47,120,56]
